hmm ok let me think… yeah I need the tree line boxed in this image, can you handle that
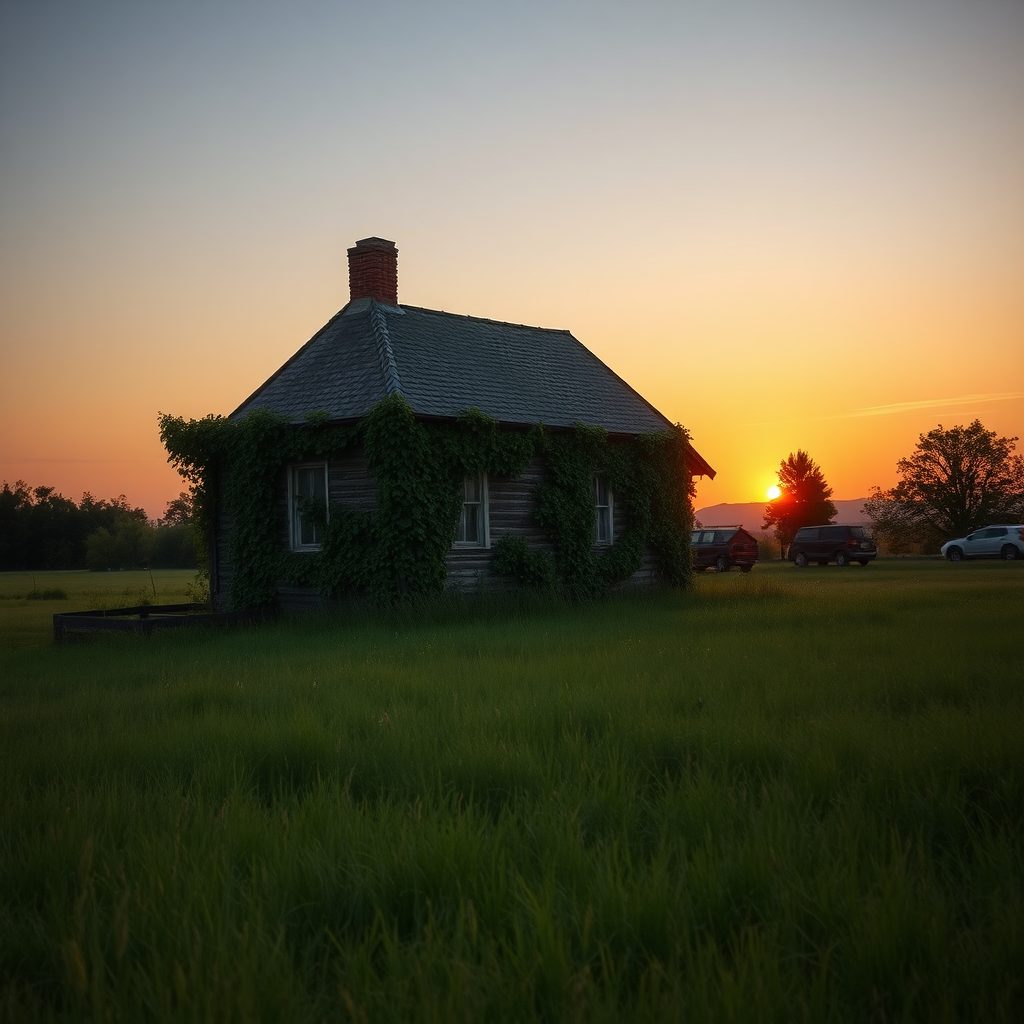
[763,420,1024,555]
[0,483,197,572]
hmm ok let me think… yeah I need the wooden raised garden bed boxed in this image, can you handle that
[52,603,270,642]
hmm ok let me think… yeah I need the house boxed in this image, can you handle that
[194,237,714,609]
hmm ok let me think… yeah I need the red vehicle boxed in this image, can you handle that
[690,526,759,573]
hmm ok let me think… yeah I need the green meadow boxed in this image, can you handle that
[0,570,198,651]
[1,561,1022,1022]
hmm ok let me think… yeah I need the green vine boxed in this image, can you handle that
[526,423,694,598]
[159,398,694,610]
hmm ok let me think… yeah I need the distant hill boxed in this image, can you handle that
[695,498,871,533]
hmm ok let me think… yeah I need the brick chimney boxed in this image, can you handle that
[347,236,398,305]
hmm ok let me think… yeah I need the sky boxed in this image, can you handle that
[1,0,1022,519]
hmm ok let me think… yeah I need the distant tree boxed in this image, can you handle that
[1,482,152,570]
[85,527,118,571]
[865,420,1024,552]
[85,519,156,570]
[114,518,156,568]
[161,491,193,526]
[151,523,198,568]
[762,451,838,557]
[0,481,32,570]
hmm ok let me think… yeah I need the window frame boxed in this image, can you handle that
[288,462,329,552]
[594,473,613,546]
[454,472,490,549]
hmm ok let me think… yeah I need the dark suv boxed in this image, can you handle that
[788,524,876,567]
[691,526,759,573]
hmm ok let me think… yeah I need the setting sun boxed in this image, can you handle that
[767,485,782,500]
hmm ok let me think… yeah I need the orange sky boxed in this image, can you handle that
[2,2,1022,519]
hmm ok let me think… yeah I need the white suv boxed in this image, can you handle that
[941,525,1024,562]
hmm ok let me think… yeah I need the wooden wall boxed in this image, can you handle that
[444,456,554,592]
[213,445,668,611]
[277,451,378,611]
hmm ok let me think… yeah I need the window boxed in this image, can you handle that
[455,474,489,547]
[594,474,613,545]
[289,463,328,550]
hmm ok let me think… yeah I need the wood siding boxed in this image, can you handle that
[213,446,667,610]
[445,456,553,592]
[276,451,379,612]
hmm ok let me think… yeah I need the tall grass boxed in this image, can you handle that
[1,561,1022,1021]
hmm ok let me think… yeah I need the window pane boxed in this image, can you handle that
[464,504,480,543]
[594,474,611,544]
[293,465,325,547]
[457,475,484,545]
[299,516,318,546]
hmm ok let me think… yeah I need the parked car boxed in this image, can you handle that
[788,524,876,567]
[941,525,1024,562]
[691,526,759,573]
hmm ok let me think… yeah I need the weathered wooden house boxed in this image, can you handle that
[201,237,714,609]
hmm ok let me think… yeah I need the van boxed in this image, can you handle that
[788,525,876,567]
[690,526,759,573]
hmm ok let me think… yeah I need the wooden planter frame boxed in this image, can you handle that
[52,603,271,642]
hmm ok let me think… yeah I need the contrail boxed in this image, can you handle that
[837,392,1024,419]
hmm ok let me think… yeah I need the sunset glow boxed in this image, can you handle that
[1,2,1022,517]
[767,486,782,501]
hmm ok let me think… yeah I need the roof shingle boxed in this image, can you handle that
[231,298,713,475]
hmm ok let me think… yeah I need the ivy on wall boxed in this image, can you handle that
[159,396,694,609]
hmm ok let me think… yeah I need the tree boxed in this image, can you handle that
[0,481,32,570]
[161,491,193,526]
[762,450,838,556]
[85,519,156,570]
[865,420,1024,552]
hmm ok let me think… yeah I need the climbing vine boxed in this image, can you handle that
[159,397,694,610]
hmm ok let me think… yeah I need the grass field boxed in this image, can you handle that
[0,570,199,651]
[1,560,1022,1021]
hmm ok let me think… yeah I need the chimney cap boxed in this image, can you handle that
[349,236,396,252]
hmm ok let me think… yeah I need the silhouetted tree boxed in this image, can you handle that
[865,420,1024,552]
[763,451,838,557]
[160,491,193,526]
[150,524,197,568]
[0,481,33,570]
[0,481,151,570]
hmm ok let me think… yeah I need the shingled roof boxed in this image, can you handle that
[235,297,670,429]
[231,237,715,477]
